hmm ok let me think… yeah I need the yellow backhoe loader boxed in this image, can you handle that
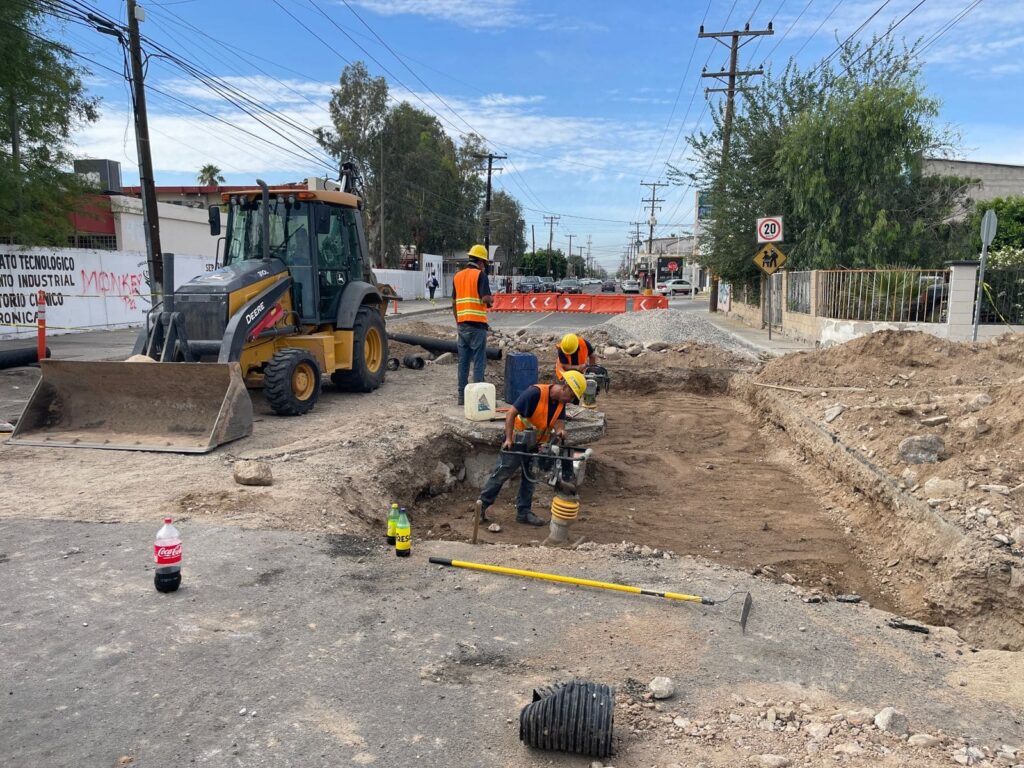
[11,170,390,453]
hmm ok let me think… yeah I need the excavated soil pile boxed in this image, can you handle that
[757,329,1024,389]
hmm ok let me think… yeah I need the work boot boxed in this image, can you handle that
[516,512,547,527]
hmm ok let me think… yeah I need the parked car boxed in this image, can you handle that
[539,277,557,292]
[555,278,582,294]
[656,278,696,296]
[516,276,543,293]
[621,279,641,294]
[580,277,600,287]
[601,279,618,292]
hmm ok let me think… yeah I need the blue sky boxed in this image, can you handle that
[62,0,1024,270]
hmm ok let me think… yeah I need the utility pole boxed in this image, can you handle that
[379,135,385,267]
[531,224,536,256]
[630,221,644,278]
[567,234,575,277]
[473,152,506,250]
[121,1,163,296]
[699,21,772,311]
[640,180,667,256]
[543,214,560,276]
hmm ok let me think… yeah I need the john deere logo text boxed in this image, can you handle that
[245,302,265,325]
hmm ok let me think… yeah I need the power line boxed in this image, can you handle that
[790,0,846,61]
[834,0,929,78]
[810,0,894,75]
[919,0,983,55]
[758,0,813,67]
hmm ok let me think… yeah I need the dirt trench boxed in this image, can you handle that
[406,369,894,612]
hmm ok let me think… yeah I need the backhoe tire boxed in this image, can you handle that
[331,305,387,393]
[264,348,321,416]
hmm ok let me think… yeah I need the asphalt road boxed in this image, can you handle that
[1,518,1018,768]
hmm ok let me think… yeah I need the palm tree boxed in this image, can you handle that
[197,164,225,186]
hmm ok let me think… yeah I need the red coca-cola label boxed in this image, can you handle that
[154,543,182,565]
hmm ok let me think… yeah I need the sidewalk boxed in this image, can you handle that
[705,310,815,357]
[384,297,449,317]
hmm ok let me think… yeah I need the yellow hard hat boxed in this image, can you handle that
[561,370,586,402]
[467,244,488,261]
[560,333,580,355]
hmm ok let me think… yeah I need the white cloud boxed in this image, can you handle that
[478,93,545,107]
[349,0,525,29]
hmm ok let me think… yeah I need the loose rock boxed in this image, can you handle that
[873,706,909,735]
[487,523,502,533]
[823,404,846,424]
[907,734,941,747]
[233,460,273,487]
[757,756,792,768]
[432,352,455,365]
[648,676,675,699]
[898,435,945,464]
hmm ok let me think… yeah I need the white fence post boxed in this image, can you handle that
[945,261,979,341]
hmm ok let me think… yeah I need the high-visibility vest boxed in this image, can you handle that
[514,384,564,443]
[555,339,589,380]
[454,268,488,324]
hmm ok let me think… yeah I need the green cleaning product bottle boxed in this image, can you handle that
[386,503,400,544]
[395,507,411,557]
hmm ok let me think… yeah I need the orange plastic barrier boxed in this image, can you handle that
[489,291,662,313]
[632,295,668,311]
[589,295,628,313]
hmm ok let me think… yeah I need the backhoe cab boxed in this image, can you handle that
[11,175,390,453]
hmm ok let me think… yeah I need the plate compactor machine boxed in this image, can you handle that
[11,175,392,453]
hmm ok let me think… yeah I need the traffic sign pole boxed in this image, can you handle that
[972,209,999,342]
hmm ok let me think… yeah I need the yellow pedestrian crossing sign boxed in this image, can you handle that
[754,244,787,275]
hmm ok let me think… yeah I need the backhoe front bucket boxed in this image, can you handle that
[9,360,253,453]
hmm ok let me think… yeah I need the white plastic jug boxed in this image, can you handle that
[464,382,497,421]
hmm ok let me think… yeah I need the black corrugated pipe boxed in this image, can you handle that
[387,332,502,360]
[0,347,52,370]
[401,354,425,370]
[519,680,614,758]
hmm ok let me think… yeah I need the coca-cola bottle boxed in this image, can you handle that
[154,517,182,593]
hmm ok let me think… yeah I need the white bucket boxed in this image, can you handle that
[464,382,497,421]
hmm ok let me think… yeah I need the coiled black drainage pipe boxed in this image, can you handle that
[386,357,401,371]
[401,354,425,370]
[519,680,614,758]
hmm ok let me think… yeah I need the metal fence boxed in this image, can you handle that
[816,269,949,323]
[738,280,760,306]
[786,271,811,314]
[981,267,1024,325]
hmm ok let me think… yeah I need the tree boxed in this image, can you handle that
[0,1,99,245]
[969,196,1024,252]
[567,253,586,277]
[196,164,225,186]
[487,190,526,270]
[314,62,389,181]
[672,38,969,285]
[521,249,566,278]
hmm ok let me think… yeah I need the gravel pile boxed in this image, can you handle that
[591,309,756,359]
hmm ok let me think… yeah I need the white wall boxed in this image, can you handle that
[373,268,427,300]
[0,246,213,340]
[111,196,218,260]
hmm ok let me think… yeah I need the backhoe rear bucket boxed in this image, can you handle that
[9,360,253,453]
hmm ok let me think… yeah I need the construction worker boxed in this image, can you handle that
[477,370,587,526]
[555,333,599,380]
[452,244,494,405]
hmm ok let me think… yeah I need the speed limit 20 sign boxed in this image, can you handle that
[757,216,784,243]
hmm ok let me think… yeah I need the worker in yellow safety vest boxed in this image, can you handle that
[452,244,494,405]
[477,371,587,526]
[555,333,599,381]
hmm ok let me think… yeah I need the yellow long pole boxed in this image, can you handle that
[429,557,713,605]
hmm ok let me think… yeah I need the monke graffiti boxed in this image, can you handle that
[80,269,146,310]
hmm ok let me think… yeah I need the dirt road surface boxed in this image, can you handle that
[2,518,1021,768]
